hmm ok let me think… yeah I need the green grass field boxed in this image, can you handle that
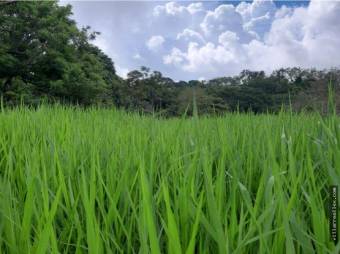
[0,106,339,253]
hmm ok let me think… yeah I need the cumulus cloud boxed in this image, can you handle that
[187,2,204,15]
[163,42,241,78]
[64,0,340,80]
[246,0,340,71]
[151,1,206,39]
[236,0,276,38]
[176,29,205,43]
[164,0,340,79]
[236,0,275,22]
[154,1,203,16]
[200,4,253,43]
[163,48,186,66]
[146,35,165,51]
[218,31,240,48]
[201,5,243,35]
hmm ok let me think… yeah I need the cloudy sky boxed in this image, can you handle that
[60,0,340,81]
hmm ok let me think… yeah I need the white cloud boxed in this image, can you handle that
[163,48,186,65]
[146,35,165,51]
[274,6,293,19]
[177,28,205,43]
[154,2,184,16]
[187,2,204,15]
[133,53,142,60]
[218,31,240,48]
[65,0,340,81]
[236,0,276,38]
[164,42,238,76]
[151,1,206,40]
[236,0,275,22]
[154,1,203,16]
[200,5,244,36]
[248,0,340,71]
[164,0,340,79]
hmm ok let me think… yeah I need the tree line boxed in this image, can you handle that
[1,1,339,116]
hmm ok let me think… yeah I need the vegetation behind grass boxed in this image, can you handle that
[2,1,340,117]
[0,105,339,253]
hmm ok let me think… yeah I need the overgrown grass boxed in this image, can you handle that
[0,105,339,253]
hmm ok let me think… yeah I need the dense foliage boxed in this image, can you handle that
[120,67,340,116]
[1,1,339,115]
[0,106,339,253]
[0,1,120,105]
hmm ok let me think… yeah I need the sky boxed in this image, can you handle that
[59,0,340,81]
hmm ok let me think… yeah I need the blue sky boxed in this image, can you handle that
[60,0,340,81]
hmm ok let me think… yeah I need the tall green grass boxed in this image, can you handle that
[0,105,339,253]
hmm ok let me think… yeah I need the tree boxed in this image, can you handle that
[127,70,143,84]
[176,87,227,116]
[0,1,119,105]
[238,70,265,84]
